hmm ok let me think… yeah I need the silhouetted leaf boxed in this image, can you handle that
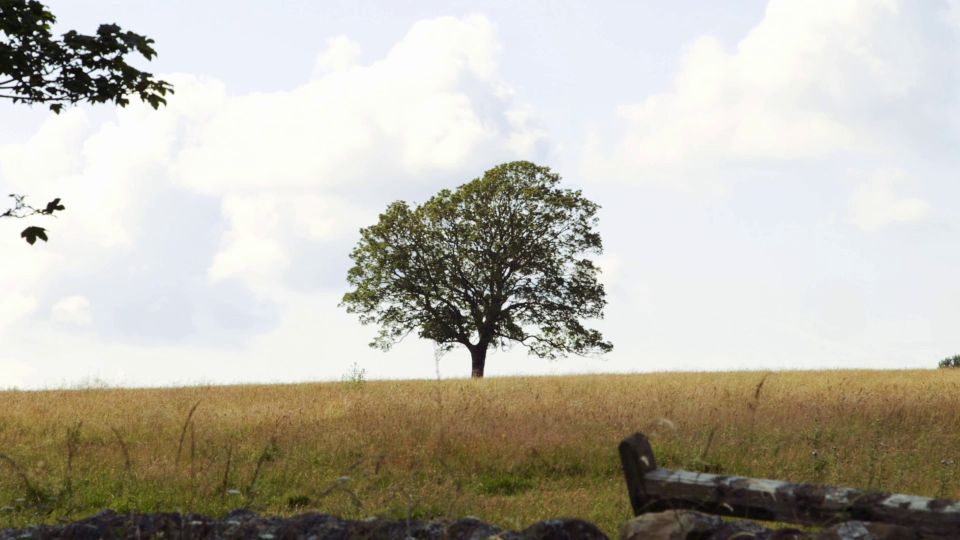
[43,198,64,214]
[20,226,48,245]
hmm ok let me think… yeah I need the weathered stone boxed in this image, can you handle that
[522,518,608,540]
[619,509,818,540]
[708,520,809,539]
[619,510,943,540]
[443,517,507,540]
[0,510,610,540]
[620,510,723,540]
[815,520,925,540]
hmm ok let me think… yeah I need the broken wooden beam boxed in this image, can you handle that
[619,431,960,535]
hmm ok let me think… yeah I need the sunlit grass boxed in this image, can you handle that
[1,369,959,536]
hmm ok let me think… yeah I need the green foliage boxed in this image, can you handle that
[475,472,534,496]
[939,355,960,368]
[341,161,612,374]
[341,361,367,386]
[286,494,311,510]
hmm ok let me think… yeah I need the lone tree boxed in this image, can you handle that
[1,0,172,243]
[342,161,612,378]
[940,355,960,369]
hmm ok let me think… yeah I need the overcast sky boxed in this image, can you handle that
[2,0,958,388]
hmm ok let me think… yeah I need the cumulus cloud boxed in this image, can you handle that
[167,14,547,293]
[595,253,623,289]
[8,5,953,388]
[51,295,93,326]
[585,0,960,181]
[0,14,552,386]
[313,36,363,75]
[848,170,930,232]
[0,292,38,328]
[0,108,89,187]
[171,14,527,200]
[207,194,288,287]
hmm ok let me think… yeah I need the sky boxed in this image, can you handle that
[1,0,959,389]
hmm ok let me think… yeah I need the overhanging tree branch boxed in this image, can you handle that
[1,0,172,243]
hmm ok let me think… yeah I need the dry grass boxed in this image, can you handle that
[1,369,959,536]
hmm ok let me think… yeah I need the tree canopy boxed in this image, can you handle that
[341,161,612,378]
[1,0,172,243]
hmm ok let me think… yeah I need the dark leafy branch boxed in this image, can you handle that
[0,0,173,113]
[1,193,64,244]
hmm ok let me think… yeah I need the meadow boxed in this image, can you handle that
[1,369,959,536]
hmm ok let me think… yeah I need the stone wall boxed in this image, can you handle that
[0,508,945,539]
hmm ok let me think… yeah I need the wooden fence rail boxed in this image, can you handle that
[619,432,960,536]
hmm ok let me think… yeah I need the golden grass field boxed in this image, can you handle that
[1,369,959,536]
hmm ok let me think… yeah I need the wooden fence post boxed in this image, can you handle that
[618,432,659,516]
[619,431,960,536]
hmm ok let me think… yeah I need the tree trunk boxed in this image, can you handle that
[470,344,488,378]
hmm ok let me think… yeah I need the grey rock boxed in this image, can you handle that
[815,520,924,540]
[0,510,610,540]
[620,510,723,540]
[521,518,607,540]
[707,520,808,539]
[620,509,958,540]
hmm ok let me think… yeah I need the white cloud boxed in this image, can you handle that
[313,36,363,75]
[585,0,960,181]
[5,4,956,389]
[288,194,372,241]
[505,106,550,157]
[0,292,38,328]
[51,295,93,326]
[0,108,89,189]
[0,14,555,387]
[167,14,546,292]
[2,13,544,288]
[209,231,289,287]
[207,191,376,289]
[208,194,286,286]
[1,79,189,250]
[208,235,289,291]
[848,170,930,232]
[171,14,531,199]
[595,253,623,289]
